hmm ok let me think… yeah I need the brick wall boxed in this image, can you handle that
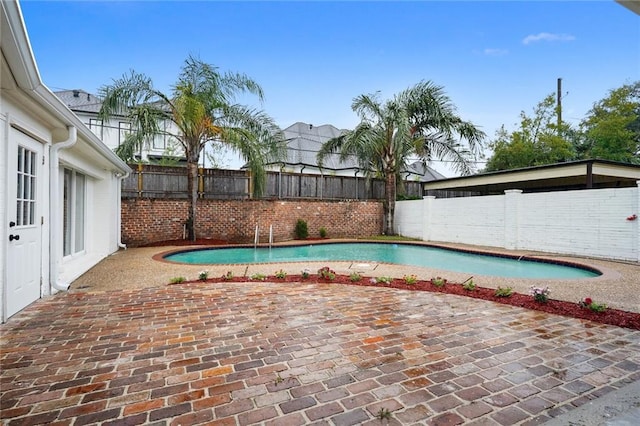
[122,198,383,247]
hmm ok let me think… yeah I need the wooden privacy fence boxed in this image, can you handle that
[122,164,423,200]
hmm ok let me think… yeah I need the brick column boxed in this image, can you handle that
[504,189,522,250]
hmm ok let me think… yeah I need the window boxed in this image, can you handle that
[118,121,131,147]
[63,169,85,256]
[16,146,37,226]
[88,118,103,139]
[152,120,167,150]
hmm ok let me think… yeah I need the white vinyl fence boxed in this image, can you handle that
[395,183,640,262]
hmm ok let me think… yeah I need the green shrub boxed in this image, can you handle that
[295,219,308,239]
[580,297,607,312]
[403,275,417,285]
[170,276,186,284]
[431,277,446,287]
[530,286,550,303]
[319,227,327,238]
[462,279,476,291]
[495,286,513,297]
[251,273,267,281]
[318,266,336,281]
[589,302,607,312]
[349,272,362,282]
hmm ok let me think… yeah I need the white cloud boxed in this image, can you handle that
[522,32,576,45]
[483,48,509,56]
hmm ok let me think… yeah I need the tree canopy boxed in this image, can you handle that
[318,80,485,235]
[577,81,640,163]
[484,95,575,172]
[484,81,640,172]
[99,56,285,240]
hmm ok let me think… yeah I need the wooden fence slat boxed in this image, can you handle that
[123,165,425,200]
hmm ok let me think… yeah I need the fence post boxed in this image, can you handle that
[198,167,204,199]
[247,169,253,199]
[504,189,522,250]
[422,196,435,242]
[137,163,143,197]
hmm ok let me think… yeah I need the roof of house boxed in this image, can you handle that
[278,122,358,170]
[404,161,447,181]
[616,0,640,15]
[274,122,446,181]
[54,89,104,114]
[423,159,640,195]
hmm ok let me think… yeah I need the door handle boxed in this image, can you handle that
[9,221,16,227]
[9,234,20,242]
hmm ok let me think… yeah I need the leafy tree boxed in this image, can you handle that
[577,81,639,163]
[317,81,485,235]
[99,56,285,240]
[484,95,575,172]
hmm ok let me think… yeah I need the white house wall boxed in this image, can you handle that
[395,185,640,262]
[1,98,53,321]
[55,149,122,286]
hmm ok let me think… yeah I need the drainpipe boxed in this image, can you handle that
[49,126,77,292]
[116,170,129,250]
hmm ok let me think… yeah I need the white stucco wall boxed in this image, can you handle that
[1,98,54,321]
[56,149,122,286]
[429,195,506,248]
[394,199,423,238]
[395,185,640,262]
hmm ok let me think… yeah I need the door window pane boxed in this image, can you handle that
[16,145,37,226]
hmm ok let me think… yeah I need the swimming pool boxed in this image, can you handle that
[163,242,601,279]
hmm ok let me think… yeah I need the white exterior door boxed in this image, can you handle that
[6,129,43,319]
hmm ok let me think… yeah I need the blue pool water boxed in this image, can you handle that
[163,242,600,279]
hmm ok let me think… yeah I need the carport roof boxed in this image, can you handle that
[423,159,640,195]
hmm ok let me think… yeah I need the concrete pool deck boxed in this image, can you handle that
[72,240,640,313]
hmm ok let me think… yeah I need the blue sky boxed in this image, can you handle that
[20,1,640,174]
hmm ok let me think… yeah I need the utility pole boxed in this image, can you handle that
[557,78,562,136]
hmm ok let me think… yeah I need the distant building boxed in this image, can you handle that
[264,122,445,182]
[54,89,184,164]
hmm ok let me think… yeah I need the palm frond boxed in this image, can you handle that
[208,104,286,196]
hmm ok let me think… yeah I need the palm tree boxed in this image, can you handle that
[99,56,285,240]
[318,81,485,235]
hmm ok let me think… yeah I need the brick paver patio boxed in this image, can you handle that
[1,282,639,425]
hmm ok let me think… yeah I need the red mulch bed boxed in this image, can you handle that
[183,273,640,330]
